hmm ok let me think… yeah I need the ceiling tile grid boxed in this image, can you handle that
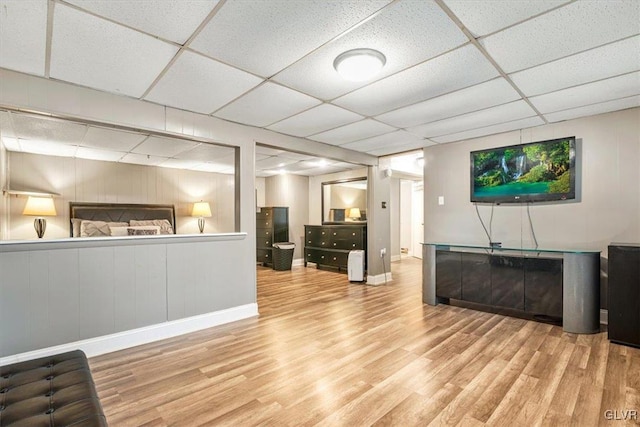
[308,119,396,146]
[332,44,500,117]
[50,3,179,98]
[480,0,640,73]
[65,0,220,44]
[407,100,538,139]
[0,0,48,76]
[271,0,468,100]
[267,104,363,138]
[443,0,570,38]
[190,0,392,78]
[213,82,322,127]
[144,50,263,114]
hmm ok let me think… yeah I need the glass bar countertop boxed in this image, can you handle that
[422,242,601,255]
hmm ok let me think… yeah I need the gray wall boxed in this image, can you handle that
[423,107,640,309]
[265,173,309,260]
[330,185,367,212]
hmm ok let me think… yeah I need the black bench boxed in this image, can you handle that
[0,350,106,426]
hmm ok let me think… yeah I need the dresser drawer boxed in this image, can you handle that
[325,251,349,267]
[305,248,322,264]
[256,228,272,239]
[257,236,272,248]
[256,218,272,228]
[256,208,272,219]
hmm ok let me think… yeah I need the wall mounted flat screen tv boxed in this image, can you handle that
[471,136,576,203]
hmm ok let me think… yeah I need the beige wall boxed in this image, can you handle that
[7,152,235,240]
[255,177,266,208]
[265,173,309,260]
[423,107,640,308]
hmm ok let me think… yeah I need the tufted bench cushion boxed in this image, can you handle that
[0,350,106,426]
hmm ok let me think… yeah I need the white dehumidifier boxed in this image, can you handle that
[348,250,365,282]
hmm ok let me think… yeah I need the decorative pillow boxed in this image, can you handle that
[129,219,174,234]
[80,220,129,237]
[71,218,83,237]
[108,226,131,237]
[127,227,159,236]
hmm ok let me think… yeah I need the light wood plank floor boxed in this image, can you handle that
[91,258,640,426]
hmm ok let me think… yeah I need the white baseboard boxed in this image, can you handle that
[0,303,258,366]
[600,309,608,325]
[366,272,393,286]
[292,258,304,267]
[391,254,401,262]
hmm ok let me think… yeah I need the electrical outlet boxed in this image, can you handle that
[380,248,386,257]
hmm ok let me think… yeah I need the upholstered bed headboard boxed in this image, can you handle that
[69,202,176,237]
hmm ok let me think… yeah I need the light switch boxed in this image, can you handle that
[438,196,445,205]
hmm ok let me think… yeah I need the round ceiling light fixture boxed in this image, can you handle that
[333,48,386,82]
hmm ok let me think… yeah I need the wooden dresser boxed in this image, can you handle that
[256,207,289,266]
[304,224,366,271]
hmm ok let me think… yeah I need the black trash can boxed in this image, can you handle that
[272,242,295,271]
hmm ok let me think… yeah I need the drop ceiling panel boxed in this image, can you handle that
[481,0,640,73]
[214,82,321,127]
[333,45,499,116]
[544,95,640,123]
[82,126,148,151]
[407,100,537,138]
[529,71,640,114]
[277,152,315,161]
[190,156,235,173]
[256,156,299,169]
[267,104,363,137]
[366,139,435,157]
[283,161,319,173]
[0,112,15,138]
[11,114,87,143]
[75,147,126,162]
[50,3,179,98]
[0,0,47,76]
[120,153,168,166]
[272,0,467,100]
[309,119,396,146]
[376,78,521,128]
[173,142,234,162]
[341,130,425,152]
[131,135,199,157]
[65,0,219,44]
[19,139,77,157]
[510,35,640,96]
[256,146,285,156]
[443,0,569,37]
[158,158,205,170]
[144,50,262,114]
[190,0,391,77]
[432,116,545,144]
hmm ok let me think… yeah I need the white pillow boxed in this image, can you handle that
[109,225,160,236]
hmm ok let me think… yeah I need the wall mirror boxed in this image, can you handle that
[321,177,367,224]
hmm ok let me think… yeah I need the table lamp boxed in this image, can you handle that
[348,207,361,221]
[192,201,212,233]
[23,196,57,238]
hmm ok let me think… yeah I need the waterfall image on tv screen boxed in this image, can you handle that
[471,136,576,203]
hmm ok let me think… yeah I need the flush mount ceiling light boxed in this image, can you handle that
[333,48,386,82]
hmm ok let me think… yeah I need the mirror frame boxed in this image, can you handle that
[321,176,367,224]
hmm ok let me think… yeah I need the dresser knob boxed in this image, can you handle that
[333,243,336,246]
[352,232,355,236]
[322,231,325,235]
[321,256,325,259]
[333,257,336,261]
[333,232,336,235]
[352,244,356,247]
[265,254,269,257]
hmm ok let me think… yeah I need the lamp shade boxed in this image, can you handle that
[192,201,212,218]
[348,207,361,219]
[23,196,57,217]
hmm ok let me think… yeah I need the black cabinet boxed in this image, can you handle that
[435,250,563,321]
[256,207,289,266]
[608,244,640,348]
[304,224,366,271]
[436,251,461,299]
